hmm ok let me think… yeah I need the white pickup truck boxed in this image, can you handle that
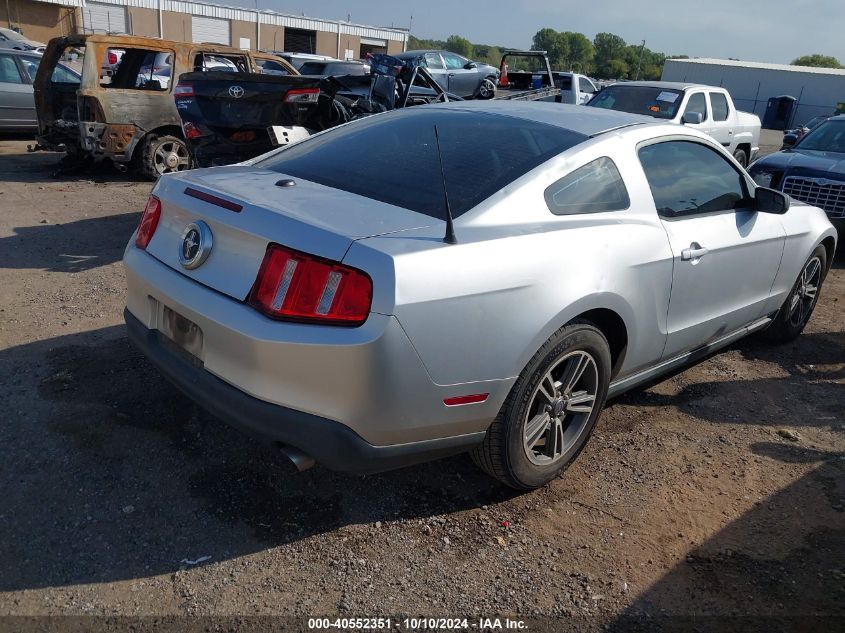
[552,72,599,105]
[587,81,761,167]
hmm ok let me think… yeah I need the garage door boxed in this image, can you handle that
[84,2,127,34]
[192,16,230,45]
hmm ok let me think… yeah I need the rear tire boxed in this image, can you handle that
[762,245,827,343]
[733,148,748,169]
[138,133,191,180]
[471,321,611,490]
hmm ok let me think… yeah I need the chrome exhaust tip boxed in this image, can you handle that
[280,445,316,472]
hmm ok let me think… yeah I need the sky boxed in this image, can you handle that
[236,0,845,65]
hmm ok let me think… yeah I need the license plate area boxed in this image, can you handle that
[153,300,204,362]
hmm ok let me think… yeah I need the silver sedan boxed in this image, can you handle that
[123,101,837,489]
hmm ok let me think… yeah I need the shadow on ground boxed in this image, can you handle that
[0,326,518,592]
[0,145,142,184]
[615,330,845,429]
[0,212,139,272]
[610,441,844,631]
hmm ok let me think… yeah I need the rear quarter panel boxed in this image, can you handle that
[346,133,675,387]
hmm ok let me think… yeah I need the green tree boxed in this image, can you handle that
[593,32,627,78]
[791,54,842,68]
[444,34,473,58]
[473,44,502,66]
[408,35,444,50]
[560,31,594,72]
[531,28,568,68]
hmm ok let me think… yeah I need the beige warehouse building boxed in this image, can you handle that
[2,0,408,58]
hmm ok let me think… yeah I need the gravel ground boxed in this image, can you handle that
[0,133,842,632]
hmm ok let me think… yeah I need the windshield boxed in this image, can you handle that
[796,120,845,153]
[256,108,586,220]
[588,85,683,119]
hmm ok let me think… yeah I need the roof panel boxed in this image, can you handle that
[666,57,845,77]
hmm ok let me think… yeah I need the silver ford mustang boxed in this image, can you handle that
[123,101,837,489]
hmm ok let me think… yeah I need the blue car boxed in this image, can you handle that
[749,115,845,221]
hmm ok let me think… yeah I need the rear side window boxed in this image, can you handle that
[545,157,629,214]
[298,62,326,75]
[101,47,174,90]
[639,141,749,217]
[258,108,586,219]
[710,92,729,121]
[257,59,291,75]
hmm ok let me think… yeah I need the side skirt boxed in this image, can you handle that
[606,315,774,399]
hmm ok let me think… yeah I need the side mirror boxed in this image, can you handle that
[754,186,790,214]
[465,61,477,69]
[682,111,703,125]
[782,133,798,148]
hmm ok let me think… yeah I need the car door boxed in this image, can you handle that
[680,91,711,135]
[0,53,35,128]
[441,52,475,96]
[422,52,448,91]
[638,139,785,359]
[578,76,597,104]
[707,91,734,150]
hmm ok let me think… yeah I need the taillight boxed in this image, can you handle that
[108,51,117,65]
[248,244,372,326]
[135,195,161,249]
[283,88,320,104]
[174,82,195,98]
[182,122,202,140]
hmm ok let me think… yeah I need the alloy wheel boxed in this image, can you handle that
[522,350,599,465]
[788,256,822,327]
[154,141,190,175]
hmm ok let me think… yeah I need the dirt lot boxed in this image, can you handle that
[0,133,843,632]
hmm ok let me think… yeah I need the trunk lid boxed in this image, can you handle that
[145,165,435,300]
[176,71,321,133]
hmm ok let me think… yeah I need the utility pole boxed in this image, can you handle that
[635,39,646,80]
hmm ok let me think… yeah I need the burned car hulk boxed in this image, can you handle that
[33,34,295,178]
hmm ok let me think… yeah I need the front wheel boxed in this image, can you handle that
[471,322,611,490]
[763,245,827,343]
[476,78,496,100]
[733,148,748,169]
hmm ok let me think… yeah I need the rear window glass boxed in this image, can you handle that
[544,157,629,214]
[257,108,586,219]
[589,85,683,119]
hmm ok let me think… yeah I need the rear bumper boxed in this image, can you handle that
[123,244,505,466]
[189,134,274,167]
[125,309,483,473]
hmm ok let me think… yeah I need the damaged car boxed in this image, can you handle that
[33,34,296,178]
[175,53,459,167]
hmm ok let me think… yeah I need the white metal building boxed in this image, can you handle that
[5,0,408,59]
[662,57,845,128]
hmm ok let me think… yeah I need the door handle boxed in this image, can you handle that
[681,244,709,261]
[448,73,455,77]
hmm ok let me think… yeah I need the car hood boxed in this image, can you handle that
[754,148,845,175]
